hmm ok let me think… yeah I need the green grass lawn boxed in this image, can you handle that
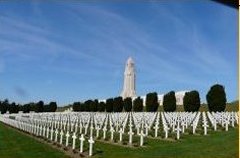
[0,122,70,158]
[93,127,238,158]
[0,122,238,158]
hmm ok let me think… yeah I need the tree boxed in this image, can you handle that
[0,101,2,114]
[79,102,85,112]
[123,97,132,112]
[9,102,19,113]
[49,102,57,112]
[113,97,123,112]
[98,102,105,112]
[22,103,30,113]
[133,97,143,112]
[36,101,44,112]
[89,99,98,112]
[163,91,176,112]
[43,104,50,112]
[146,92,159,112]
[1,99,9,114]
[106,98,114,112]
[84,100,92,112]
[206,84,227,112]
[73,102,81,112]
[183,90,200,112]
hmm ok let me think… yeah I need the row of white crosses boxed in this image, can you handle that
[0,111,238,154]
[0,112,95,156]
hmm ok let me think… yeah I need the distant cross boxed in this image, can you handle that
[164,126,170,139]
[102,126,107,139]
[95,125,101,138]
[119,128,124,142]
[202,122,209,135]
[139,129,145,146]
[65,131,70,146]
[60,130,64,144]
[88,136,95,156]
[110,127,115,141]
[54,129,59,142]
[153,123,159,137]
[175,122,181,140]
[72,132,77,149]
[50,127,54,141]
[128,129,134,145]
[79,134,85,153]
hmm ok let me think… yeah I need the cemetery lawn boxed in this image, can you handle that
[93,127,238,158]
[0,122,70,158]
[0,122,238,158]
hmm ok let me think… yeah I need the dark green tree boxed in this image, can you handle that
[73,102,81,111]
[1,99,9,114]
[183,90,200,112]
[79,102,85,112]
[146,92,159,112]
[206,84,227,112]
[89,99,98,112]
[163,91,176,112]
[123,97,132,112]
[36,101,44,112]
[84,100,92,112]
[98,102,106,112]
[133,97,143,112]
[22,103,30,113]
[49,102,57,112]
[106,98,114,112]
[113,97,123,112]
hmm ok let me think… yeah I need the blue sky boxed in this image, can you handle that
[0,1,237,106]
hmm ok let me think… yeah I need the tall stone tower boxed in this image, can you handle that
[121,57,136,98]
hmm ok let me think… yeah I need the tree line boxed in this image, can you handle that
[0,84,227,114]
[0,100,57,114]
[72,84,227,113]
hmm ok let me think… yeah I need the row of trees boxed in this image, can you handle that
[0,100,57,114]
[0,84,226,114]
[72,97,145,112]
[72,84,227,113]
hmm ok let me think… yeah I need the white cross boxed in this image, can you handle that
[153,124,159,137]
[43,126,46,137]
[72,132,77,149]
[164,126,170,139]
[175,123,181,140]
[88,136,95,156]
[128,129,134,145]
[54,129,59,142]
[230,115,235,127]
[79,123,83,134]
[71,123,74,132]
[90,125,94,136]
[50,127,54,141]
[224,119,229,131]
[60,130,64,144]
[102,126,107,139]
[119,128,124,142]
[75,123,78,133]
[46,127,49,138]
[79,134,85,153]
[95,125,100,138]
[65,131,70,146]
[110,127,115,141]
[84,124,88,135]
[139,129,145,146]
[202,122,209,135]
